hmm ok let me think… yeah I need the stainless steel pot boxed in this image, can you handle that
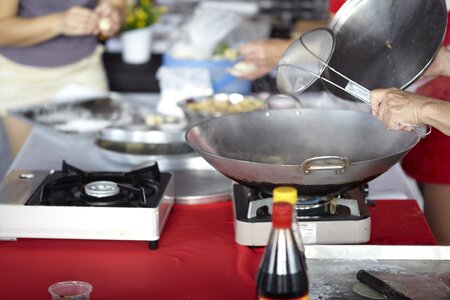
[185,108,419,195]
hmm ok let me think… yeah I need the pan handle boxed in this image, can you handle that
[301,156,350,174]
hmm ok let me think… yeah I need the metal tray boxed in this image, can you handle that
[97,150,232,204]
[154,156,232,205]
[97,126,191,156]
[9,94,130,136]
[9,93,187,137]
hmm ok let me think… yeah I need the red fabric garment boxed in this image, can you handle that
[401,11,450,183]
[444,11,450,46]
[401,77,450,184]
[329,0,346,14]
[0,200,435,300]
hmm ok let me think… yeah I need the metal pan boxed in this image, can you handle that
[96,148,232,205]
[185,108,419,195]
[96,126,193,157]
[323,0,447,101]
[95,128,232,204]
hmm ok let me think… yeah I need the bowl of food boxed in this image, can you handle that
[178,93,264,125]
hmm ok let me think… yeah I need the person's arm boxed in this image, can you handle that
[370,88,450,136]
[235,38,292,80]
[100,0,125,9]
[418,97,450,136]
[96,0,125,37]
[424,47,450,78]
[0,0,100,47]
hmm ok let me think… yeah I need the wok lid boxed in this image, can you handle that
[324,0,447,101]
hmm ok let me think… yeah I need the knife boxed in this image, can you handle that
[356,269,411,300]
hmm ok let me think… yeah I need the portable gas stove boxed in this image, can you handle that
[0,161,174,249]
[232,183,371,246]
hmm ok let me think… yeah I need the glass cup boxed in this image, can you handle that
[48,281,93,300]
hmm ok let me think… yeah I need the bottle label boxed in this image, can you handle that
[259,295,310,300]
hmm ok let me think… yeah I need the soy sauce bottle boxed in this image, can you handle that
[273,187,305,254]
[256,187,309,300]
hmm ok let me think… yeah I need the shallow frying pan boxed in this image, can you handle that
[185,108,419,195]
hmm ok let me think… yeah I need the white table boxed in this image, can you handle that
[6,92,423,208]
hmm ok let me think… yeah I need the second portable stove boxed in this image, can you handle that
[0,161,174,249]
[232,183,371,246]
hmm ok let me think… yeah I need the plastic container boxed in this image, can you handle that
[48,281,93,300]
[162,54,252,95]
[121,26,153,64]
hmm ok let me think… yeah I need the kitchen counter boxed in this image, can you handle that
[6,91,422,202]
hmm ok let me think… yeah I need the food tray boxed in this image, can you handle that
[9,93,186,137]
[178,93,265,124]
[9,94,129,136]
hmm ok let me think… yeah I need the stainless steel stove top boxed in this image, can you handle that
[0,161,174,249]
[232,183,371,246]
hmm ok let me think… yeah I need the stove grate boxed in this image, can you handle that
[28,160,161,207]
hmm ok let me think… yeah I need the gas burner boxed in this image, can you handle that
[247,189,341,218]
[295,195,336,216]
[85,181,120,198]
[0,160,175,249]
[33,161,161,207]
[232,184,371,246]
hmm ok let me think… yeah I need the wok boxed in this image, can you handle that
[185,108,420,195]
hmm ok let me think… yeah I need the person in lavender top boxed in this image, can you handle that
[0,0,125,163]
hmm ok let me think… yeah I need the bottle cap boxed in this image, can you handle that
[272,202,292,228]
[273,186,298,205]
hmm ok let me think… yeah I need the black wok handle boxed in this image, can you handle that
[356,270,411,300]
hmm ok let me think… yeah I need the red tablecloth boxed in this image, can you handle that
[0,200,436,300]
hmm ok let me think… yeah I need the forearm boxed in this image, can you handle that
[0,14,63,47]
[439,47,450,77]
[100,0,125,12]
[420,98,450,136]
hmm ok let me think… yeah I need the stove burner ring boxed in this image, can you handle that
[296,195,332,208]
[295,196,336,215]
[85,181,120,198]
[254,189,339,214]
